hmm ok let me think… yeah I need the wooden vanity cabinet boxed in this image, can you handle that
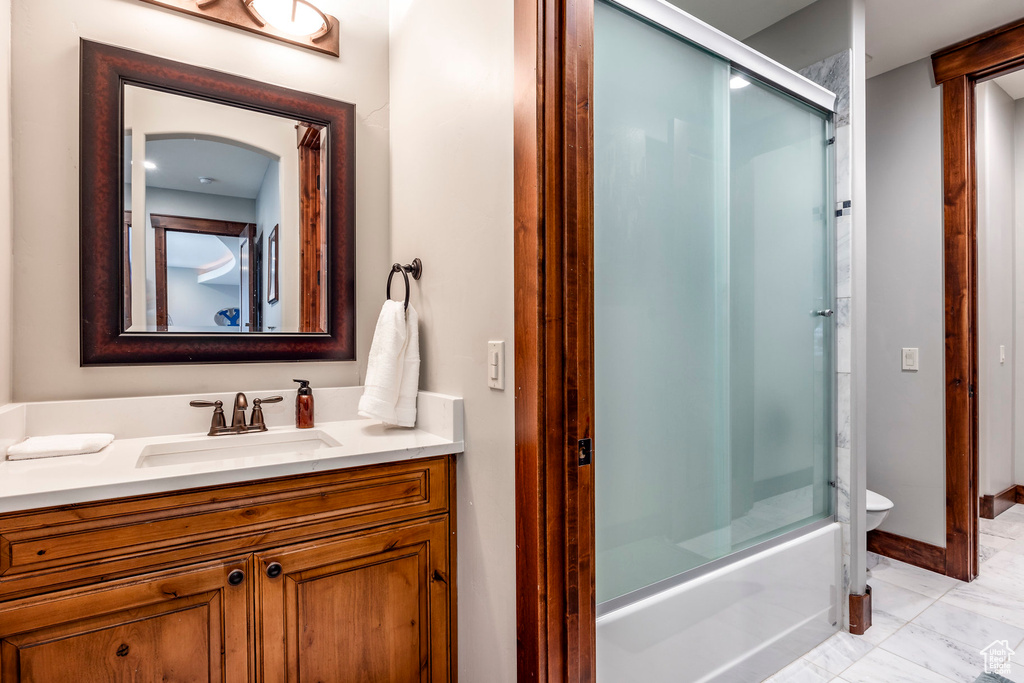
[0,455,457,682]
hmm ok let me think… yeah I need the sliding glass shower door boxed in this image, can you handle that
[594,0,834,609]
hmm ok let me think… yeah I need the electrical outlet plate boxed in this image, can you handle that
[488,341,505,390]
[901,347,919,372]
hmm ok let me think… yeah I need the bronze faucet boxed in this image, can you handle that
[190,393,284,436]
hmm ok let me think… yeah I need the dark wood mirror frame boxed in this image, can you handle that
[80,39,355,366]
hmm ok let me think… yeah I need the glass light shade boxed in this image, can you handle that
[249,0,328,37]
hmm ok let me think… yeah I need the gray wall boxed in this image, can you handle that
[977,81,1016,497]
[744,0,853,72]
[866,57,946,546]
[255,160,282,332]
[1015,101,1024,484]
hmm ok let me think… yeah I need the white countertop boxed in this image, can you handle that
[0,387,464,513]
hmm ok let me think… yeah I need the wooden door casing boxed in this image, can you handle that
[0,556,252,682]
[257,518,451,683]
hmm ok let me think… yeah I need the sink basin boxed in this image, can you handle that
[137,429,342,468]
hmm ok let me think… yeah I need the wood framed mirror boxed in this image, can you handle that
[80,40,355,365]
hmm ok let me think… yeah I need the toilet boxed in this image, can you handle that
[866,490,894,532]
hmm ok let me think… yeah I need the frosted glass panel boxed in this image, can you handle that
[594,1,832,607]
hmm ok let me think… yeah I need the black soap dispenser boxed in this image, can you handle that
[294,379,314,429]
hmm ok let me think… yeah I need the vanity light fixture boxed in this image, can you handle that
[245,0,330,40]
[198,176,215,184]
[729,75,750,90]
[137,0,340,57]
[143,160,158,170]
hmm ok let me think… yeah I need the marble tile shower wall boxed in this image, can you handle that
[800,49,854,629]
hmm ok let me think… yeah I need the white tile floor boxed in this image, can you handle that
[764,503,1024,682]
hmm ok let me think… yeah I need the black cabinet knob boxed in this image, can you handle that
[266,562,283,578]
[227,569,245,586]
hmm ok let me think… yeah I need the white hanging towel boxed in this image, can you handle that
[358,300,420,427]
[7,433,114,460]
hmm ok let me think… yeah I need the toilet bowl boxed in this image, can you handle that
[866,490,894,532]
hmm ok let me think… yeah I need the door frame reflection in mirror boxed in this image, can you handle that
[80,39,355,365]
[149,214,256,333]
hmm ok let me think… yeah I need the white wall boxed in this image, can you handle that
[0,0,11,406]
[977,81,1016,497]
[11,0,390,401]
[390,0,515,679]
[866,58,946,546]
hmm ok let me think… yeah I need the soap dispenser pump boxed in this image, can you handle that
[294,379,314,429]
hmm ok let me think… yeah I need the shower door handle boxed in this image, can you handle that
[815,309,834,318]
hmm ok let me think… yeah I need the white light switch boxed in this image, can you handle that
[901,347,919,372]
[1001,345,1006,364]
[488,341,506,390]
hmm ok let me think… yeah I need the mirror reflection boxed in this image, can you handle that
[122,85,327,334]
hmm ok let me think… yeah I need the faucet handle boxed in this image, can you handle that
[189,400,220,408]
[249,396,283,430]
[190,399,227,435]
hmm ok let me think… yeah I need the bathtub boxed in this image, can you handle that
[597,523,841,682]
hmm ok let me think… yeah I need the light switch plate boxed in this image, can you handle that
[1001,345,1006,364]
[901,347,919,372]
[488,341,506,390]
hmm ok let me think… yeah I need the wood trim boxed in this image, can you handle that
[980,483,1019,519]
[154,227,168,331]
[928,22,1024,582]
[941,74,979,582]
[933,18,1024,84]
[298,126,325,333]
[848,585,872,636]
[123,211,132,330]
[867,530,947,575]
[149,214,251,237]
[514,0,596,678]
[268,224,280,304]
[1016,484,1024,504]
[80,39,356,365]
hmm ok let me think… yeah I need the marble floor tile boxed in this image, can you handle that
[912,600,1024,651]
[941,581,1024,630]
[971,551,1024,598]
[763,657,834,683]
[866,555,959,599]
[980,543,1001,565]
[858,607,907,646]
[992,504,1024,525]
[981,532,1014,551]
[877,623,983,683]
[868,577,937,622]
[803,632,876,676]
[978,516,1024,541]
[839,647,956,683]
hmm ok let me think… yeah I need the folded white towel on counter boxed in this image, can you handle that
[6,433,115,461]
[358,300,420,428]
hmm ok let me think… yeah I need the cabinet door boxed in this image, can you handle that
[257,518,451,683]
[0,557,252,682]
